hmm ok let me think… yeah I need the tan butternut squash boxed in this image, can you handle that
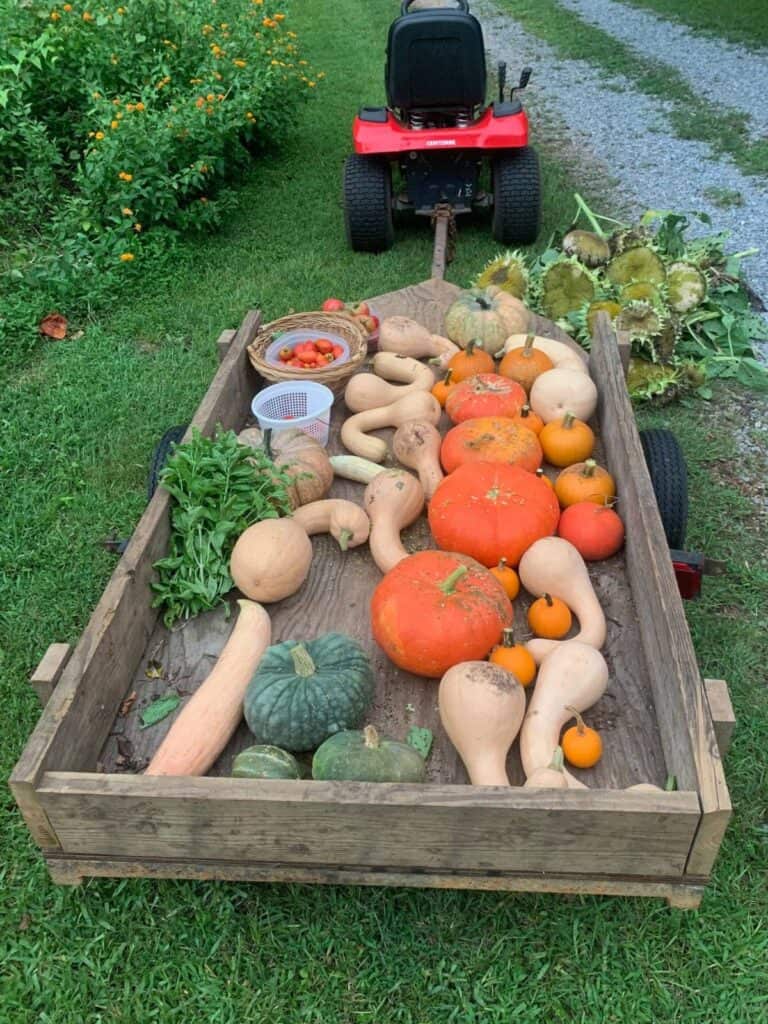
[291,499,370,550]
[329,454,386,484]
[518,537,606,663]
[502,333,588,374]
[373,352,436,388]
[341,391,442,462]
[145,600,271,776]
[230,518,312,602]
[439,661,526,786]
[520,641,608,788]
[392,420,444,499]
[379,316,459,361]
[344,355,435,413]
[363,469,425,572]
[530,368,598,424]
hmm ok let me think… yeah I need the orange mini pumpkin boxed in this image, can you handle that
[562,706,603,767]
[539,412,595,467]
[440,416,543,475]
[509,404,544,436]
[429,462,560,567]
[489,557,520,600]
[445,373,526,424]
[489,627,537,687]
[431,369,456,408]
[555,459,616,508]
[527,592,572,639]
[499,334,554,393]
[446,339,494,382]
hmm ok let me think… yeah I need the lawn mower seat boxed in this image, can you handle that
[385,3,487,114]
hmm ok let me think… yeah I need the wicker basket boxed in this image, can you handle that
[247,312,368,396]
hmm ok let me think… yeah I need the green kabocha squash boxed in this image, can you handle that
[232,745,301,780]
[244,633,374,751]
[444,288,524,355]
[312,725,427,783]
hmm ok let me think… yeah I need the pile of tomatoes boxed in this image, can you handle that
[277,337,346,369]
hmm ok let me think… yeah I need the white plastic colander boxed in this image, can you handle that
[250,381,335,446]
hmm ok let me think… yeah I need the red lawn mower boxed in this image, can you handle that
[343,0,541,253]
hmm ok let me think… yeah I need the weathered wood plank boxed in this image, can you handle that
[368,278,461,333]
[704,679,735,758]
[39,773,701,876]
[590,312,730,873]
[41,852,705,906]
[29,643,72,707]
[216,328,237,364]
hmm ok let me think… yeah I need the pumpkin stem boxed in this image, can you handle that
[465,339,481,356]
[565,705,586,734]
[443,369,454,385]
[665,774,677,792]
[535,468,546,480]
[439,564,469,595]
[475,296,491,310]
[337,528,353,552]
[582,459,597,478]
[562,412,575,429]
[502,627,516,648]
[363,724,380,749]
[523,334,535,357]
[543,592,554,607]
[521,405,531,419]
[548,746,565,772]
[290,643,316,677]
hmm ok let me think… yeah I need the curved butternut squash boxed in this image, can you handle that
[519,641,608,789]
[524,746,568,789]
[145,600,271,776]
[341,391,442,462]
[392,420,444,499]
[379,316,459,361]
[518,537,606,663]
[502,333,588,373]
[373,352,436,388]
[344,355,435,413]
[292,499,370,551]
[363,469,425,572]
[439,661,526,786]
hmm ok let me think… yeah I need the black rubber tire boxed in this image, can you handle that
[491,146,542,245]
[639,428,688,549]
[343,154,394,252]
[147,425,188,501]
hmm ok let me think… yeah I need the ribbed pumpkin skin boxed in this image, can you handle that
[244,633,374,751]
[371,551,512,677]
[312,727,426,782]
[445,374,526,424]
[232,745,301,780]
[440,416,543,474]
[429,462,560,567]
[444,290,512,355]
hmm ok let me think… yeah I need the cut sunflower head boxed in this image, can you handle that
[627,358,682,403]
[615,299,667,353]
[666,261,707,313]
[561,229,611,268]
[608,224,652,256]
[620,280,665,306]
[473,250,528,298]
[538,257,598,320]
[607,246,666,286]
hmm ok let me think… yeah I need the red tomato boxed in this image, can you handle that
[332,344,344,359]
[288,358,304,368]
[315,338,333,354]
[278,347,293,362]
[322,298,346,312]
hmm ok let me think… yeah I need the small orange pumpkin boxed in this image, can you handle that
[527,592,572,639]
[431,369,456,408]
[555,459,616,508]
[440,416,543,475]
[509,404,544,436]
[489,627,537,687]
[447,339,495,382]
[499,334,554,393]
[489,557,520,599]
[562,706,603,767]
[539,412,595,467]
[445,373,526,424]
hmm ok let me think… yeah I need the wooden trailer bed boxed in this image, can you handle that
[11,278,732,907]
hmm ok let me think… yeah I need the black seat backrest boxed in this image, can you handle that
[386,9,487,112]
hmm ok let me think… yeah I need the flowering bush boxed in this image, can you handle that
[0,0,319,354]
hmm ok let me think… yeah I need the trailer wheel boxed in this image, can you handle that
[147,424,188,500]
[639,428,688,549]
[343,154,394,252]
[491,146,541,246]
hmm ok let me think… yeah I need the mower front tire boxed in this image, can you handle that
[343,154,394,253]
[492,146,541,246]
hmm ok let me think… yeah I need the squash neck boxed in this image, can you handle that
[290,643,316,677]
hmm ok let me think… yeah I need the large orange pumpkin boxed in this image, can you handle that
[371,551,512,678]
[428,462,561,567]
[440,416,543,474]
[445,373,526,424]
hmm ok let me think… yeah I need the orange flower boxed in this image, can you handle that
[63,3,72,10]
[121,207,133,216]
[195,96,204,108]
[119,253,135,262]
[205,105,214,115]
[206,93,215,102]
[82,11,93,21]
[110,120,119,129]
[133,223,142,233]
[307,81,316,88]
[275,13,285,21]
[118,171,133,181]
[50,11,61,21]
[94,131,105,140]
[117,5,126,13]
[233,59,246,67]
[92,91,101,99]
[135,102,145,112]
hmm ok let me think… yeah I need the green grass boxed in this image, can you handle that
[495,0,768,176]
[624,0,768,49]
[2,1,768,1021]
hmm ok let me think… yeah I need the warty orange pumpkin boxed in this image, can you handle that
[445,373,526,424]
[440,416,543,475]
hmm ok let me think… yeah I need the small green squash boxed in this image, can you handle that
[243,633,374,751]
[444,289,513,356]
[232,745,301,780]
[312,725,427,783]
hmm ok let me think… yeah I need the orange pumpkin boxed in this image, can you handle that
[440,416,543,475]
[499,334,554,393]
[509,404,544,436]
[447,339,495,382]
[539,412,595,467]
[428,462,561,567]
[445,373,526,424]
[557,501,625,560]
[555,459,616,508]
[490,557,520,599]
[489,627,537,687]
[431,369,456,408]
[371,551,512,678]
[527,592,572,638]
[562,707,603,767]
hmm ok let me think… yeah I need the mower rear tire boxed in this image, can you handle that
[343,155,394,252]
[639,427,688,549]
[492,146,541,246]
